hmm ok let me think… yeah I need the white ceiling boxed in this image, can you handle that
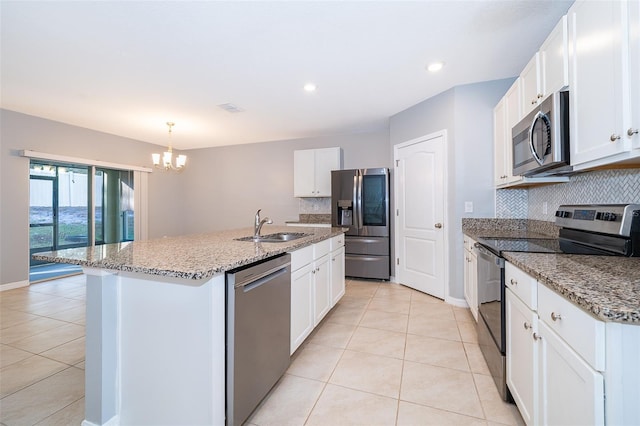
[1,0,574,150]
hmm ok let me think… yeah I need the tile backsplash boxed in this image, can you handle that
[299,197,331,215]
[497,168,640,222]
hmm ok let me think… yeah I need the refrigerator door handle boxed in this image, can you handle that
[352,173,359,229]
[356,171,363,229]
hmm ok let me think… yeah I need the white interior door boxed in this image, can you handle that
[394,132,446,299]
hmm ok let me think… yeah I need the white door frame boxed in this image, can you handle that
[393,130,449,301]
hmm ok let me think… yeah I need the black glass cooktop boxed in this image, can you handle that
[477,238,562,256]
[477,236,621,257]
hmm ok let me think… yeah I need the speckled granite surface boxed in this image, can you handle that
[462,218,639,324]
[33,226,345,281]
[462,218,559,239]
[504,252,640,324]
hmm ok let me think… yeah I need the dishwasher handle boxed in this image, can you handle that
[228,254,291,288]
[242,267,289,292]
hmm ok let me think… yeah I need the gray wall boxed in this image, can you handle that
[389,78,514,300]
[0,109,184,286]
[178,130,390,234]
[0,108,389,286]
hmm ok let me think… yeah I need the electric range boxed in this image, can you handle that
[475,204,640,402]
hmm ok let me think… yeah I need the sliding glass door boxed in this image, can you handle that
[30,162,135,269]
[29,163,90,265]
[94,168,135,245]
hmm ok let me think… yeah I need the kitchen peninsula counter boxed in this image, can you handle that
[32,225,345,426]
[33,225,345,281]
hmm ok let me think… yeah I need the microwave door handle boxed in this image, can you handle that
[529,111,548,166]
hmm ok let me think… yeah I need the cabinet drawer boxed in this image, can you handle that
[290,245,313,271]
[330,234,345,251]
[314,239,331,259]
[538,283,605,371]
[505,262,538,310]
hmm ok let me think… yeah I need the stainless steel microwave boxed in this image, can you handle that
[512,91,571,176]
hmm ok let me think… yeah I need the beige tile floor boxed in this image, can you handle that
[1,274,86,426]
[248,279,524,426]
[0,275,523,426]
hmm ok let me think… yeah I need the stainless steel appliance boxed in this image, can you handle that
[226,254,291,426]
[512,91,571,176]
[475,204,640,401]
[331,168,390,280]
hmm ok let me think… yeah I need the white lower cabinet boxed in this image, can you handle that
[506,289,538,425]
[330,244,345,306]
[289,235,346,354]
[538,320,604,425]
[313,252,331,326]
[463,236,478,321]
[506,262,605,425]
[290,246,315,354]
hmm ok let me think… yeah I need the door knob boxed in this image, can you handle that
[435,223,443,229]
[628,128,639,137]
[610,133,621,142]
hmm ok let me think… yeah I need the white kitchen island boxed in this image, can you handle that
[34,226,345,426]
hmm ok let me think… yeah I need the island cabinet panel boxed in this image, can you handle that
[83,269,226,426]
[290,262,315,354]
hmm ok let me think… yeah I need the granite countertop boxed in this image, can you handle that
[504,252,640,324]
[33,226,345,281]
[461,218,640,324]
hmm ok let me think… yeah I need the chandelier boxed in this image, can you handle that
[152,122,187,171]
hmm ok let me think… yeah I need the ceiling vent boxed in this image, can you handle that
[218,103,245,113]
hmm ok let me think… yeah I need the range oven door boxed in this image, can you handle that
[475,243,505,353]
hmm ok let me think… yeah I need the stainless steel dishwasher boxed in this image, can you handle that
[226,253,291,426]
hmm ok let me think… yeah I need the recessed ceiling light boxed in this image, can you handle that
[427,62,444,72]
[304,83,317,92]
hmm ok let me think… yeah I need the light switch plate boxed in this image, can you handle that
[464,201,473,213]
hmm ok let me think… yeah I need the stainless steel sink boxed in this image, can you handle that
[235,232,309,243]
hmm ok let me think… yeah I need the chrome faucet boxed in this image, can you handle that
[254,209,273,238]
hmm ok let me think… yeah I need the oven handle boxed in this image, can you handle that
[474,242,505,268]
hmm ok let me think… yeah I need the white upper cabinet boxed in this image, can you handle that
[630,0,640,150]
[294,147,342,197]
[522,17,569,117]
[521,54,542,116]
[569,0,639,168]
[540,16,569,96]
[494,80,523,186]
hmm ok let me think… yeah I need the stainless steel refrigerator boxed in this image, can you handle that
[331,168,390,280]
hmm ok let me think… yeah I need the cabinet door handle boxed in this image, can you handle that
[537,93,544,99]
[523,322,531,330]
[628,128,639,137]
[531,99,537,105]
[510,278,517,285]
[435,223,443,229]
[610,133,621,142]
[551,312,562,321]
[533,332,542,341]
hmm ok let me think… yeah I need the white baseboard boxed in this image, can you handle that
[445,295,469,308]
[0,280,29,291]
[82,415,119,426]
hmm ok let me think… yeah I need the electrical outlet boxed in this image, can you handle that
[464,201,473,213]
[543,202,548,215]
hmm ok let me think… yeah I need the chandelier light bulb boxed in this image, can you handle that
[152,122,186,172]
